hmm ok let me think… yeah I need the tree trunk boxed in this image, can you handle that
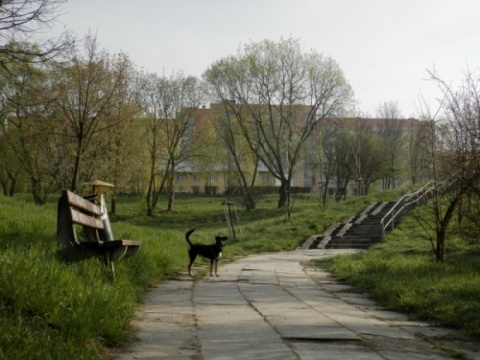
[71,138,84,192]
[167,161,175,211]
[246,195,256,210]
[277,178,290,209]
[31,178,47,205]
[435,193,462,262]
[321,178,330,207]
[146,158,156,216]
[0,181,7,196]
[8,173,15,196]
[110,197,116,215]
[167,190,175,211]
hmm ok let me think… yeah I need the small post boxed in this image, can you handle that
[82,180,114,208]
[222,200,241,240]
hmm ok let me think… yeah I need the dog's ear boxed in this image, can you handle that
[216,236,228,241]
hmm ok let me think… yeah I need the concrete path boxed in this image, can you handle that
[114,249,479,360]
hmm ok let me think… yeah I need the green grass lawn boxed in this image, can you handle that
[1,187,477,359]
[313,206,480,339]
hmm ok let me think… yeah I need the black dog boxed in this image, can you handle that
[185,229,228,277]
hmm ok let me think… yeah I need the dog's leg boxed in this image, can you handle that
[188,250,197,276]
[214,259,219,277]
[209,260,214,276]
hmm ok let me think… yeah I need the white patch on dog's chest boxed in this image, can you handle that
[216,252,223,259]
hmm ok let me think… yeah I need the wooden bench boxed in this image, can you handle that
[56,189,141,278]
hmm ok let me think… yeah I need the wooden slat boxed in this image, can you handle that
[69,208,104,229]
[101,240,142,247]
[64,190,101,216]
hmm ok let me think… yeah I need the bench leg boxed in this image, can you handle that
[105,252,116,281]
[109,260,116,281]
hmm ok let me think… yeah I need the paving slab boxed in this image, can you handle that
[114,249,479,360]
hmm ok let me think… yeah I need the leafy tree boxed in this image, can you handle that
[52,34,135,192]
[139,71,202,215]
[376,101,405,189]
[346,118,387,196]
[204,38,353,216]
[209,104,259,210]
[0,49,64,204]
[406,118,431,185]
[333,129,353,201]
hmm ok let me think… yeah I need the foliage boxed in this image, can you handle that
[53,34,137,192]
[137,70,204,215]
[204,38,355,211]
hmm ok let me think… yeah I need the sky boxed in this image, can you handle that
[49,0,480,118]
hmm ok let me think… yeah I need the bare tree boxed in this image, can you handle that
[0,0,73,69]
[420,68,480,262]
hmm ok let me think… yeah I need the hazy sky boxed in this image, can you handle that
[50,0,480,117]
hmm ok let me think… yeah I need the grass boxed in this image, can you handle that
[313,205,480,338]
[2,186,477,358]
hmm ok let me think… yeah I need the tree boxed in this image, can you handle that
[406,119,431,185]
[319,126,337,205]
[210,104,259,210]
[139,71,202,215]
[53,35,135,192]
[204,38,353,215]
[84,98,143,214]
[0,0,73,69]
[376,101,405,189]
[347,118,386,196]
[0,48,67,204]
[333,129,353,201]
[420,68,480,262]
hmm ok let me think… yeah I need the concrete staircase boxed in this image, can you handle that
[302,201,397,250]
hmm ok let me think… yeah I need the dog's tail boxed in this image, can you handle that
[185,229,195,247]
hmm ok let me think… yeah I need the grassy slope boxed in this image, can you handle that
[315,206,480,338]
[3,187,477,359]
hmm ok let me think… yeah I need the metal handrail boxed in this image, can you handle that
[380,181,433,237]
[380,175,459,237]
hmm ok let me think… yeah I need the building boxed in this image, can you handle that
[169,106,427,195]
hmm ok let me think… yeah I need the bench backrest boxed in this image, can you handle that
[56,190,107,246]
[65,190,104,230]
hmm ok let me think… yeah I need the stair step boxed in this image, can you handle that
[304,200,403,250]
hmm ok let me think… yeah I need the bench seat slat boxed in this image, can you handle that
[79,240,142,249]
[100,240,142,247]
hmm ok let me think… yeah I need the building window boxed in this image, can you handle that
[194,175,201,183]
[262,174,270,183]
[176,174,185,183]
